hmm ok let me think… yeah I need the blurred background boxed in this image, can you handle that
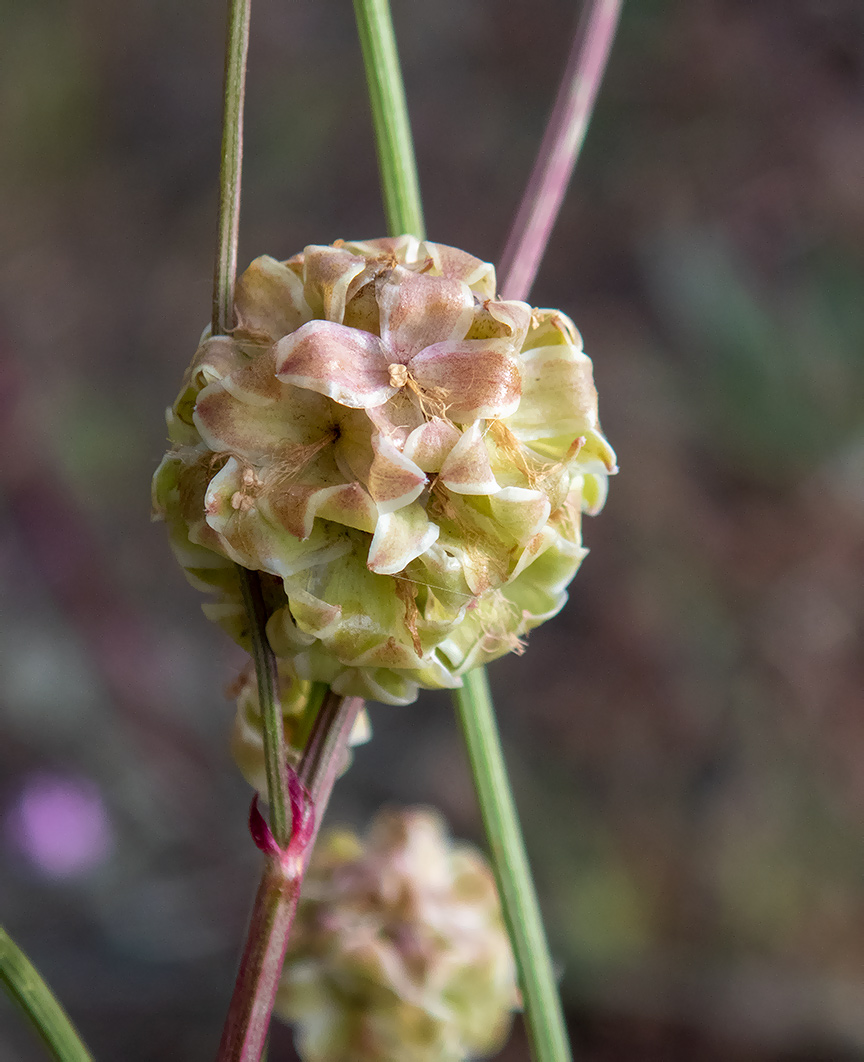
[1,0,863,1058]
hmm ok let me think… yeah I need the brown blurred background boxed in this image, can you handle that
[2,0,863,1058]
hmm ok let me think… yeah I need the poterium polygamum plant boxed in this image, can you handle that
[153,236,616,717]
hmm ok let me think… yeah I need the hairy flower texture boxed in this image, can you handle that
[152,237,616,705]
[276,807,517,1062]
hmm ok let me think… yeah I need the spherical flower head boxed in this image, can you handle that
[152,237,616,704]
[276,807,518,1062]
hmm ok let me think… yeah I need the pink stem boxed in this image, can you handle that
[498,0,624,303]
[216,693,363,1062]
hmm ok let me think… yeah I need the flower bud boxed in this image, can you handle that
[276,807,518,1062]
[153,237,615,704]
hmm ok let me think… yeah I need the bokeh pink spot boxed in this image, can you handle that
[5,773,111,878]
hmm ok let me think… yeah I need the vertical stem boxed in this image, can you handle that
[455,669,572,1062]
[212,0,251,336]
[352,3,581,1060]
[353,0,425,240]
[0,926,94,1062]
[238,569,289,848]
[209,0,292,850]
[498,0,623,302]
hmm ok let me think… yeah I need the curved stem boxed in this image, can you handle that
[0,925,94,1062]
[498,0,623,302]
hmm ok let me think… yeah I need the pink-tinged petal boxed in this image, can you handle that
[309,482,379,534]
[367,433,427,513]
[421,242,497,298]
[203,458,351,577]
[409,339,522,422]
[488,486,551,543]
[275,321,396,408]
[173,336,246,426]
[342,235,422,265]
[367,504,439,575]
[301,245,369,323]
[402,417,460,473]
[377,266,475,360]
[233,256,311,341]
[194,374,331,459]
[439,422,499,495]
[218,347,281,406]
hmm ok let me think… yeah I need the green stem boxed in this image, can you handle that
[212,0,251,336]
[238,568,289,849]
[352,3,572,1059]
[352,0,425,240]
[0,926,94,1062]
[455,670,572,1062]
[208,0,292,850]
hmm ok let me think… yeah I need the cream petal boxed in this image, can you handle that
[301,245,368,323]
[439,422,499,495]
[409,339,521,422]
[522,307,583,352]
[279,591,342,641]
[402,417,461,473]
[486,299,532,350]
[377,266,475,360]
[488,486,551,542]
[275,321,396,408]
[367,504,439,575]
[505,343,598,443]
[420,241,497,298]
[234,256,311,341]
[367,432,427,513]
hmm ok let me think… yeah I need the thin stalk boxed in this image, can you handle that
[353,0,425,240]
[238,569,289,848]
[209,0,292,850]
[352,3,577,1059]
[498,0,623,302]
[216,694,364,1062]
[0,926,94,1062]
[212,0,251,336]
[455,670,571,1062]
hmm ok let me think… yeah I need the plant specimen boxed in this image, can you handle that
[1,1,621,1060]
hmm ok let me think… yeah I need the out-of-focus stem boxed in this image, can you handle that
[499,0,623,302]
[0,926,94,1062]
[353,0,426,240]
